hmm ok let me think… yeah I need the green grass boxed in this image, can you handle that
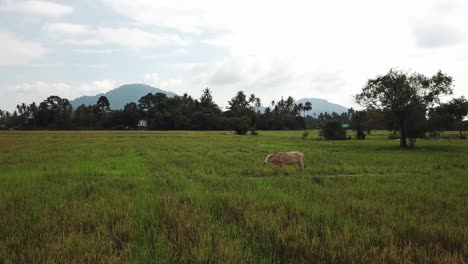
[0,130,467,263]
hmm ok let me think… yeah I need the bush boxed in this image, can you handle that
[229,116,250,135]
[388,131,400,139]
[428,131,441,139]
[302,130,309,140]
[355,129,366,140]
[320,121,347,140]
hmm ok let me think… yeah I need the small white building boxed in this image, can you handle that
[138,119,148,128]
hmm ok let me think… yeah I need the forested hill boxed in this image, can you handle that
[71,84,177,110]
[71,83,349,114]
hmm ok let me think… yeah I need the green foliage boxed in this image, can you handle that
[227,91,251,115]
[230,116,251,135]
[388,131,400,139]
[1,88,353,132]
[257,96,309,130]
[445,97,468,138]
[356,69,453,148]
[3,77,464,141]
[302,130,309,140]
[36,96,73,129]
[428,106,454,137]
[350,110,367,140]
[405,106,427,145]
[320,121,347,140]
[96,96,110,112]
[427,97,468,139]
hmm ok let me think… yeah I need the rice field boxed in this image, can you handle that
[0,130,466,263]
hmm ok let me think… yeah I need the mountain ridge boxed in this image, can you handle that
[71,83,177,109]
[295,98,349,115]
[71,83,349,114]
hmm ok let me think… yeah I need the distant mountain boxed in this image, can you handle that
[295,98,349,116]
[70,85,348,115]
[71,84,177,109]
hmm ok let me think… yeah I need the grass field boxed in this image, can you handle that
[0,130,467,263]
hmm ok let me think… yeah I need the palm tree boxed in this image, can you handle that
[304,101,312,114]
[249,94,256,108]
[296,103,304,116]
[302,101,312,131]
[286,96,295,112]
[255,97,261,113]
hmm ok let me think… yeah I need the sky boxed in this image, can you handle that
[1,0,467,111]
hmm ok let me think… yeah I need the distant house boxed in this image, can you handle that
[138,119,148,128]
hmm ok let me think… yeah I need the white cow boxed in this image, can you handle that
[264,151,304,175]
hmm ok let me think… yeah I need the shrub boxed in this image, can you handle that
[302,130,309,140]
[356,129,366,140]
[388,131,400,139]
[320,121,347,140]
[229,116,250,135]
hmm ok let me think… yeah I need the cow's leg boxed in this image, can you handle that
[298,161,304,174]
[280,164,285,176]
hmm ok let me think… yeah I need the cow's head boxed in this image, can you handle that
[264,153,274,164]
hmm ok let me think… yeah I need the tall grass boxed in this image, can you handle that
[0,131,466,263]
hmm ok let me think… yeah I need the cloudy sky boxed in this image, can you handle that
[1,0,467,111]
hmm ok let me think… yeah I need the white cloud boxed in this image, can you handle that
[100,0,422,108]
[73,48,117,54]
[44,23,187,48]
[0,31,46,65]
[143,73,182,93]
[101,0,211,33]
[208,60,243,86]
[77,80,118,95]
[143,57,353,110]
[0,0,73,18]
[2,0,468,112]
[101,0,468,99]
[46,23,88,36]
[412,23,464,48]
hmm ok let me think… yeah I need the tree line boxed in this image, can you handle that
[1,69,467,148]
[0,88,323,133]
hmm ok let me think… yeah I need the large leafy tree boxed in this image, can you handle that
[95,96,111,127]
[427,105,453,137]
[121,102,140,128]
[96,96,111,112]
[445,97,468,138]
[356,69,453,148]
[36,96,73,129]
[350,110,368,140]
[73,104,97,128]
